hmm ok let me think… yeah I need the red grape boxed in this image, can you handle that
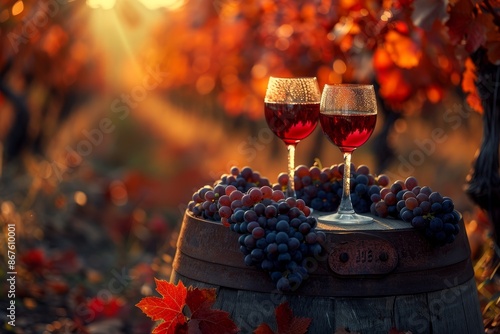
[249,188,263,202]
[404,176,418,191]
[278,173,289,186]
[225,185,237,196]
[376,174,390,187]
[405,197,418,210]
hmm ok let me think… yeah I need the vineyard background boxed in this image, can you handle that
[0,0,499,332]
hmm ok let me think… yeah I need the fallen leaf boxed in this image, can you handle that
[254,302,311,334]
[186,287,239,334]
[276,302,311,334]
[136,279,187,334]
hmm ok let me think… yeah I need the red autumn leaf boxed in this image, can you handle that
[276,302,311,334]
[481,12,500,65]
[186,287,239,334]
[136,279,187,334]
[464,18,486,53]
[254,323,275,334]
[87,296,124,319]
[254,302,311,334]
[446,0,474,45]
[137,280,238,334]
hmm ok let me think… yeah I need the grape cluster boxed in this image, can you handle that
[274,163,388,214]
[188,166,324,292]
[216,166,271,191]
[188,166,270,221]
[371,176,460,245]
[227,190,325,292]
[370,177,416,218]
[188,165,462,294]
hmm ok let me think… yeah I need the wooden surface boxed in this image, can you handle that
[314,212,416,231]
[173,211,474,296]
[172,273,483,334]
[171,211,484,333]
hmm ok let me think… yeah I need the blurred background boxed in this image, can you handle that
[0,0,498,332]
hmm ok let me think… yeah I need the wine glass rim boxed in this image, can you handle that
[324,83,374,88]
[269,76,318,80]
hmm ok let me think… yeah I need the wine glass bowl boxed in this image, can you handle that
[318,84,377,225]
[264,77,321,197]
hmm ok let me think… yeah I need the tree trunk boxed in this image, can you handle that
[465,48,500,248]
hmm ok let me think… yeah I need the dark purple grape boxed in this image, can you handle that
[277,277,291,291]
[246,221,260,232]
[276,232,289,244]
[276,220,289,232]
[429,192,444,204]
[430,217,444,232]
[298,223,311,235]
[431,202,442,213]
[411,216,427,229]
[278,243,288,253]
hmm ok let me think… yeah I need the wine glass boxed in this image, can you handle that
[264,77,321,198]
[318,84,377,224]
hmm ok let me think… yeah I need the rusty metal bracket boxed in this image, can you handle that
[328,236,398,276]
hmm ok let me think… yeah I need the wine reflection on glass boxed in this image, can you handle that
[264,77,321,198]
[318,84,377,225]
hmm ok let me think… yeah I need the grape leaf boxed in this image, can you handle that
[254,302,311,334]
[186,287,239,334]
[137,280,238,334]
[446,0,474,45]
[446,0,488,53]
[464,18,486,53]
[481,12,500,65]
[136,279,188,334]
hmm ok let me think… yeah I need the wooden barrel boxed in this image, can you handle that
[171,210,483,334]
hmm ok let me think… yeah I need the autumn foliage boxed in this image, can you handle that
[146,0,499,117]
[136,279,239,334]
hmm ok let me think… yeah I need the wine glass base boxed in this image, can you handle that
[317,212,374,225]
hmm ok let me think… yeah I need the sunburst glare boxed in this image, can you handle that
[86,0,116,10]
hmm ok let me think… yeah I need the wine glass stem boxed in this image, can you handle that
[287,144,296,198]
[339,151,355,214]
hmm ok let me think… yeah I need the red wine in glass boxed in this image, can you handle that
[318,84,378,225]
[264,77,321,198]
[264,102,320,145]
[319,112,376,153]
